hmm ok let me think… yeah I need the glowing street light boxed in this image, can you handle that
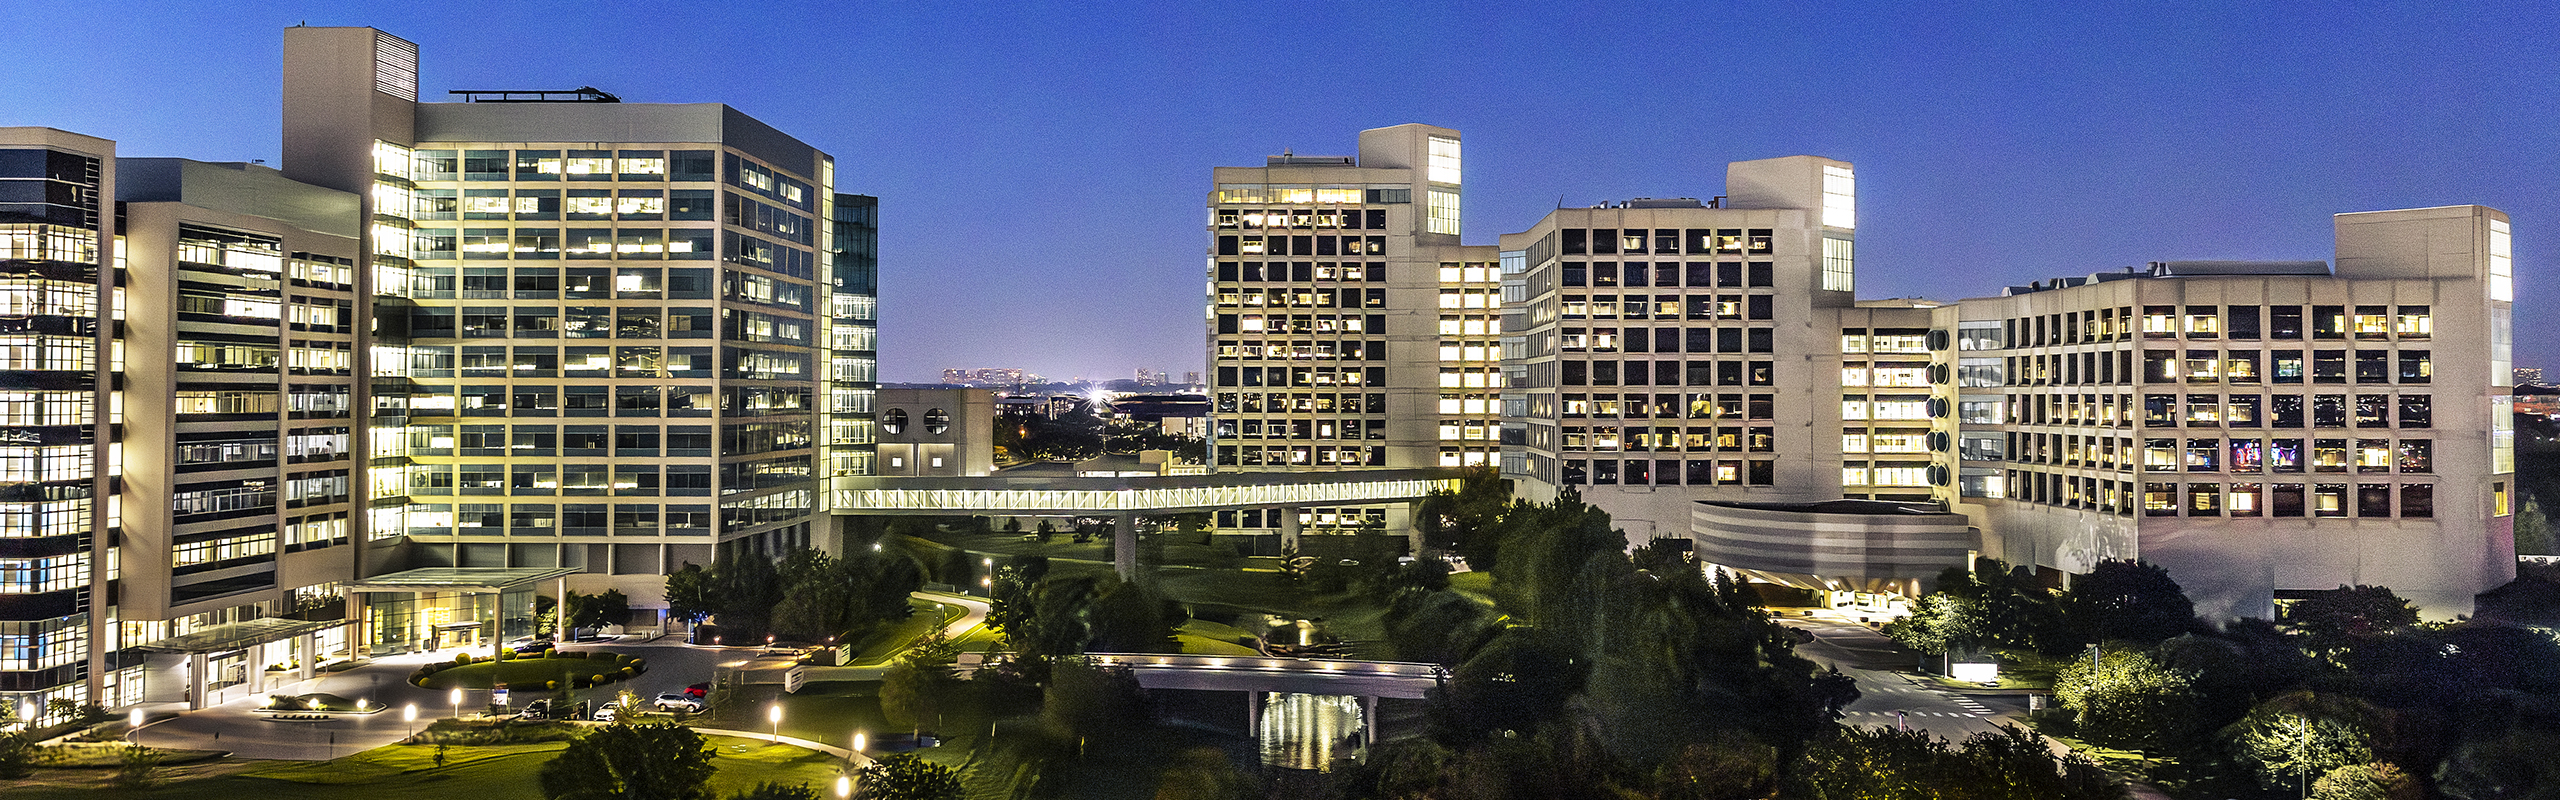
[404,704,418,737]
[449,687,465,720]
[128,708,145,731]
[852,731,866,754]
[833,774,852,799]
[768,703,783,743]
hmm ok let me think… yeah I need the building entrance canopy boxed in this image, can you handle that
[134,617,344,654]
[344,567,580,594]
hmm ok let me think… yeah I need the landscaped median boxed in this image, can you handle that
[409,650,646,692]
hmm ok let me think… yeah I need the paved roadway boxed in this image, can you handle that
[1776,611,2029,741]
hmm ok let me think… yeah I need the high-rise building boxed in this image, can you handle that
[0,129,121,716]
[2516,367,2544,387]
[274,27,864,647]
[1205,125,1499,540]
[1943,209,2514,617]
[1498,157,1912,542]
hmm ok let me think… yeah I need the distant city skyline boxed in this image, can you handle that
[4,2,2553,382]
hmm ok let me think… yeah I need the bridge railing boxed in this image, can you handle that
[1080,652,1450,680]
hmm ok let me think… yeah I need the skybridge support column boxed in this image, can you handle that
[1402,500,1425,554]
[1113,511,1138,580]
[1278,507,1302,552]
[1362,695,1379,746]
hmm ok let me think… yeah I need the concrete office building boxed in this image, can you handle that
[274,26,869,645]
[1205,125,1498,544]
[1491,153,2511,617]
[1497,157,1951,544]
[1948,206,2517,618]
[0,129,378,718]
[0,24,881,715]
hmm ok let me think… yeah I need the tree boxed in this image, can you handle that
[880,628,960,733]
[726,784,819,800]
[1882,559,2065,656]
[665,563,716,625]
[2286,585,2420,651]
[707,553,786,641]
[2054,648,2198,751]
[1417,468,1512,570]
[2223,691,2389,794]
[855,753,962,800]
[1426,627,1588,741]
[2311,762,2420,800]
[2519,496,2556,556]
[0,731,36,779]
[983,556,1048,647]
[1085,576,1184,653]
[1795,725,2122,800]
[1151,746,1252,800]
[539,722,718,800]
[112,744,163,789]
[1651,737,1777,800]
[2060,559,2198,647]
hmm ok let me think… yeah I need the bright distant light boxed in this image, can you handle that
[769,704,784,724]
[834,775,852,798]
[129,708,146,728]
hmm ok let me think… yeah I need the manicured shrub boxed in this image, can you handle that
[454,653,474,666]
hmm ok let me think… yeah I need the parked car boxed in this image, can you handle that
[518,699,551,720]
[504,638,555,656]
[652,693,704,713]
[682,682,712,700]
[593,702,620,722]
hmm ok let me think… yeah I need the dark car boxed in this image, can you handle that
[683,682,712,699]
[518,699,551,720]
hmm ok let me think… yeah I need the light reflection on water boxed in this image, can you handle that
[1256,692,1367,771]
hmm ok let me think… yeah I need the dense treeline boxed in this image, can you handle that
[1350,481,2120,799]
[662,547,923,644]
[1889,556,2560,799]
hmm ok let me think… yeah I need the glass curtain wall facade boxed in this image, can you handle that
[0,132,114,720]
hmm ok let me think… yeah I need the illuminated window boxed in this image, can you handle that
[1426,188,1460,236]
[1427,136,1462,184]
[1821,165,1855,229]
[2490,219,2513,301]
[1822,237,1854,291]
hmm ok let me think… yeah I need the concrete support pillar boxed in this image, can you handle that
[187,652,209,711]
[1278,506,1302,552]
[1363,695,1379,746]
[1113,511,1138,580]
[555,577,570,642]
[1246,690,1261,735]
[295,633,315,684]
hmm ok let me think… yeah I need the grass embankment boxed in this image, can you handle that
[846,598,963,666]
[0,735,840,800]
[414,651,645,691]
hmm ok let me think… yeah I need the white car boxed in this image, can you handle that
[593,702,620,722]
[651,693,704,713]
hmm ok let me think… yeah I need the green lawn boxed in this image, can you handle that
[2,735,843,800]
[1446,571,1499,608]
[1176,620,1261,655]
[846,599,962,666]
[415,652,644,692]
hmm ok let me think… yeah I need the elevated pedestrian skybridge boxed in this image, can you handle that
[828,468,1462,515]
[1082,652,1446,699]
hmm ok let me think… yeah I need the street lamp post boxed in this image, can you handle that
[833,774,852,799]
[450,688,464,720]
[769,704,783,744]
[404,704,418,738]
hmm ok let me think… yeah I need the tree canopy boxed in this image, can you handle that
[538,723,717,800]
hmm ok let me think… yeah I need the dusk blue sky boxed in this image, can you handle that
[7,1,2553,382]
